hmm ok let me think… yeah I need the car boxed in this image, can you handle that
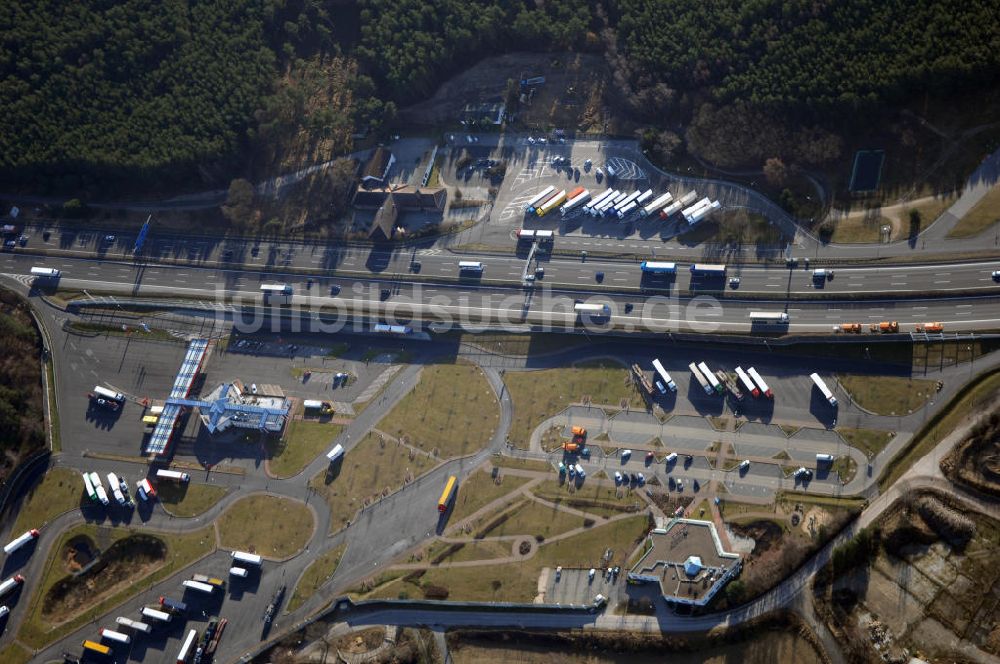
[655,380,666,394]
[306,278,313,288]
[595,271,604,283]
[221,249,233,260]
[584,159,592,170]
[18,234,28,246]
[692,479,700,491]
[676,479,684,492]
[668,477,676,489]
[568,465,575,478]
[637,473,645,485]
[614,471,623,483]
[251,245,260,257]
[104,234,116,243]
[42,231,51,241]
[588,568,596,582]
[596,167,603,176]
[534,267,544,279]
[380,288,391,300]
[538,137,547,144]
[645,451,655,464]
[555,566,562,580]
[621,449,632,461]
[739,460,751,472]
[250,383,258,394]
[794,467,812,479]
[624,303,633,313]
[410,260,422,273]
[993,270,1000,281]
[524,274,535,283]
[729,277,741,288]
[3,240,15,249]
[527,137,536,144]
[575,464,585,478]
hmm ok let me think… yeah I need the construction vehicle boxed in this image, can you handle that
[833,323,862,333]
[915,322,944,332]
[562,442,580,453]
[870,321,899,333]
[570,426,587,443]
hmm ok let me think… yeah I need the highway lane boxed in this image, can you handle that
[6,250,1000,332]
[9,218,1000,300]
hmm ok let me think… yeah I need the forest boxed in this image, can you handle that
[0,0,997,193]
[0,290,45,481]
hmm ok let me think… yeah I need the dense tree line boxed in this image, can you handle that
[0,290,45,480]
[0,0,278,192]
[614,0,1000,110]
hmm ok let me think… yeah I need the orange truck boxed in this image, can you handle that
[833,323,862,333]
[570,426,586,438]
[563,442,580,453]
[869,321,899,333]
[915,322,944,332]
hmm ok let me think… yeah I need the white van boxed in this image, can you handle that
[665,452,678,463]
[229,566,249,578]
[326,444,344,463]
[574,464,585,478]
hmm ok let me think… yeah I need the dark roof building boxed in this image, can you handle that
[353,185,446,211]
[361,147,396,187]
[369,194,398,242]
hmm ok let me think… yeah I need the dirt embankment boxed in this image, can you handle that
[940,408,1000,497]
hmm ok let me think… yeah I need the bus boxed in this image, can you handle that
[182,579,215,594]
[231,550,263,566]
[259,283,292,295]
[438,475,457,512]
[100,628,131,645]
[689,263,727,276]
[748,311,789,324]
[92,386,125,403]
[697,362,724,394]
[155,469,190,483]
[651,359,677,393]
[458,261,484,273]
[177,628,198,663]
[640,261,677,275]
[810,373,838,406]
[30,266,60,279]
[523,185,556,213]
[82,640,112,656]
[574,303,611,317]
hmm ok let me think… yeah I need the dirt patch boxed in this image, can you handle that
[336,627,385,654]
[62,536,96,574]
[42,534,167,624]
[800,508,834,538]
[940,407,1000,497]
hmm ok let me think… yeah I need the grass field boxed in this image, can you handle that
[310,431,440,533]
[18,523,214,649]
[947,185,1000,238]
[837,427,894,459]
[447,469,532,525]
[287,543,347,612]
[443,331,586,357]
[428,539,513,565]
[381,364,499,459]
[485,499,588,539]
[157,481,229,517]
[377,514,649,603]
[677,211,782,246]
[531,480,644,518]
[491,457,553,473]
[217,494,314,558]
[880,369,1000,492]
[504,362,641,446]
[268,420,343,478]
[0,644,31,664]
[11,467,84,534]
[837,374,937,415]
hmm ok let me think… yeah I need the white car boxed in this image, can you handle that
[588,568,596,582]
[637,473,645,485]
[555,566,562,580]
[614,471,623,484]
[250,383,258,394]
[993,270,1000,280]
[575,464,585,478]
[621,449,632,461]
[739,460,751,471]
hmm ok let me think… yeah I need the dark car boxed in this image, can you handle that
[330,284,342,295]
[380,288,391,300]
[595,271,605,283]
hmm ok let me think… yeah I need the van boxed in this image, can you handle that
[664,452,678,464]
[326,444,344,463]
[230,566,249,578]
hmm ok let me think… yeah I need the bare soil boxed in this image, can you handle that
[335,627,385,654]
[940,407,1000,497]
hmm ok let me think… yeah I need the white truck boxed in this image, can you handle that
[810,373,838,406]
[106,472,127,506]
[641,192,673,217]
[3,529,39,555]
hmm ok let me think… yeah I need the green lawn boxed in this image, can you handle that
[531,480,645,518]
[504,362,641,446]
[287,543,347,612]
[18,524,214,649]
[268,420,344,478]
[947,185,1000,238]
[837,427,894,459]
[11,467,84,534]
[837,374,937,415]
[310,431,440,533]
[491,457,553,473]
[822,212,890,243]
[0,643,31,664]
[428,539,513,564]
[880,369,1000,492]
[443,331,586,357]
[381,363,499,459]
[485,499,588,539]
[217,494,314,558]
[447,469,531,525]
[377,514,650,603]
[677,211,782,245]
[156,482,229,517]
